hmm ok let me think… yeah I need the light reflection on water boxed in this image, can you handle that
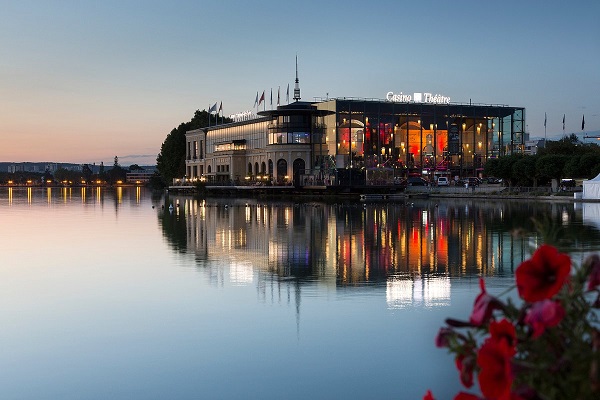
[1,187,600,399]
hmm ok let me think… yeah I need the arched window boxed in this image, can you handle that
[248,163,252,175]
[277,159,287,184]
[293,158,305,187]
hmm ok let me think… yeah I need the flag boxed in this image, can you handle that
[582,114,585,131]
[218,101,223,114]
[544,112,547,128]
[563,114,565,130]
[208,102,217,114]
[286,84,289,103]
[258,90,265,106]
[277,86,280,106]
[270,88,273,106]
[254,92,258,107]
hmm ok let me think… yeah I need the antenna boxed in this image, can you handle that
[293,55,301,102]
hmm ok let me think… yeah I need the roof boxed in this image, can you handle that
[257,101,334,118]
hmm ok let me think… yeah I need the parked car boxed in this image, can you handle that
[459,177,480,187]
[560,179,576,191]
[486,177,502,184]
[465,176,481,187]
[407,176,428,186]
[437,177,449,186]
[394,177,408,189]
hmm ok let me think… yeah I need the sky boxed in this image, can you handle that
[1,0,599,166]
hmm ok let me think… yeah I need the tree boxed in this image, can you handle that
[99,162,106,181]
[156,109,232,185]
[484,154,523,187]
[536,154,569,190]
[129,164,143,171]
[107,165,127,184]
[512,155,539,186]
[577,154,600,179]
[563,155,582,179]
[54,168,82,183]
[43,169,54,184]
[82,164,93,182]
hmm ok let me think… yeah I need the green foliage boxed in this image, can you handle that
[156,109,231,185]
[512,155,538,186]
[489,135,600,187]
[54,168,83,183]
[563,155,582,179]
[484,154,523,186]
[483,157,500,177]
[579,154,600,179]
[0,171,43,184]
[540,133,599,157]
[81,164,93,182]
[107,165,127,184]
[536,154,568,181]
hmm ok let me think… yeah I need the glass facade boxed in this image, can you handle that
[206,119,269,153]
[184,98,525,186]
[318,99,525,180]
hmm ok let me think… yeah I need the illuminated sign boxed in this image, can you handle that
[386,92,451,104]
[229,110,257,122]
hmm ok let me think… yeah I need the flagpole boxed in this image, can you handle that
[544,112,547,144]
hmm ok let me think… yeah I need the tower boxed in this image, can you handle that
[293,55,301,102]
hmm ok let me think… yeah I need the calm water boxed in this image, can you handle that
[2,187,600,400]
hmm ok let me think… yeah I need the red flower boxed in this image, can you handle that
[435,327,454,348]
[455,352,476,388]
[423,389,435,400]
[489,318,516,347]
[470,278,503,326]
[477,337,516,400]
[516,245,571,302]
[524,299,565,338]
[585,254,600,291]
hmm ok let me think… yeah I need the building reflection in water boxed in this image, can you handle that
[386,275,451,309]
[159,197,599,301]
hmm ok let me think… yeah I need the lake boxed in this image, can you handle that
[2,187,599,399]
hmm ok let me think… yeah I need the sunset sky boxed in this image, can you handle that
[1,0,598,166]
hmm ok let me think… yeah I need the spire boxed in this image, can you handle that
[293,55,301,102]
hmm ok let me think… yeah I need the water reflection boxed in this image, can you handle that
[386,275,451,309]
[159,196,600,289]
[0,186,155,211]
[4,188,600,400]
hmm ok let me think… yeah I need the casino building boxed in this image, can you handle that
[185,74,525,187]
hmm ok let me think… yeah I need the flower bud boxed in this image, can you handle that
[585,254,600,291]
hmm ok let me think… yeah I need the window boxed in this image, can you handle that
[292,132,310,143]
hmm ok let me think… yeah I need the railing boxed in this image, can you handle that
[267,123,326,131]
